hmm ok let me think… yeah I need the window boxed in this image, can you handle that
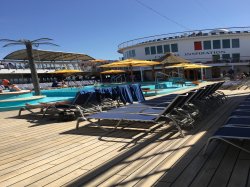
[156,45,163,54]
[213,40,221,49]
[145,47,150,55]
[163,44,170,53]
[124,51,128,59]
[171,43,178,52]
[222,54,230,60]
[131,50,136,57]
[194,41,202,50]
[232,39,240,48]
[125,50,136,58]
[203,40,211,50]
[129,50,132,57]
[232,53,240,62]
[212,54,220,62]
[150,46,156,55]
[222,39,230,48]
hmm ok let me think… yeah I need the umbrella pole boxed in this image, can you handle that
[201,67,203,80]
[140,67,144,82]
[152,66,155,81]
[100,74,103,83]
[130,65,134,83]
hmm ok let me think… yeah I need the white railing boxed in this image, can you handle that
[118,26,250,50]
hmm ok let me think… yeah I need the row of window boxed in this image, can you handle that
[124,50,136,58]
[194,39,240,50]
[212,53,240,61]
[145,43,178,55]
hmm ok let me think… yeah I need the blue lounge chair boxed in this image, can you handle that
[224,116,250,127]
[76,94,195,137]
[43,90,102,118]
[203,126,250,154]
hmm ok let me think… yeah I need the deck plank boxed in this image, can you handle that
[0,89,249,186]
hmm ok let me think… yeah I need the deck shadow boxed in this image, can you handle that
[66,93,248,186]
[6,113,68,127]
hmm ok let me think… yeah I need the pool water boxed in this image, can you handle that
[141,81,195,96]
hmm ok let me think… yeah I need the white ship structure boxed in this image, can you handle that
[118,27,250,78]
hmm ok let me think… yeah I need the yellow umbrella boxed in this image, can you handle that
[101,70,126,74]
[99,59,160,82]
[89,59,108,63]
[184,64,211,69]
[183,64,211,80]
[50,69,83,74]
[164,63,190,69]
[99,59,160,68]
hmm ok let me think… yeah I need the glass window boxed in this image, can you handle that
[131,50,136,57]
[163,44,170,53]
[222,39,230,48]
[145,47,150,55]
[171,43,178,52]
[123,52,127,58]
[232,39,240,48]
[222,54,230,60]
[203,40,211,50]
[212,54,220,62]
[128,50,132,57]
[157,45,163,54]
[213,40,221,49]
[232,53,240,62]
[194,41,202,50]
[150,46,156,55]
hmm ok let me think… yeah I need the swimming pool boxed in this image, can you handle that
[141,81,195,96]
[0,81,195,111]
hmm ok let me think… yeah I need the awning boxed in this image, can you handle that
[3,49,94,62]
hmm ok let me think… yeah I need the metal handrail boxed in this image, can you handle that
[155,72,171,83]
[118,26,250,50]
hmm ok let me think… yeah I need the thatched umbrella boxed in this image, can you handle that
[158,52,191,65]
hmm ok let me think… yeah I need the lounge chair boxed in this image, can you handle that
[43,90,102,119]
[19,90,101,119]
[203,126,250,154]
[76,94,196,137]
[18,100,72,116]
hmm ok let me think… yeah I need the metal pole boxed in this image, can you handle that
[140,67,143,82]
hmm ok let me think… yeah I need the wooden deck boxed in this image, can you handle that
[0,90,249,186]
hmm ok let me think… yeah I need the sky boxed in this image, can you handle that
[0,0,249,60]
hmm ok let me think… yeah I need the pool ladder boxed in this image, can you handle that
[155,72,171,84]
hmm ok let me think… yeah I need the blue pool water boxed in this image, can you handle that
[0,81,195,111]
[141,81,195,96]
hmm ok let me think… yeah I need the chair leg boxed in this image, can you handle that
[76,117,85,129]
[18,108,25,116]
[203,137,250,155]
[166,115,184,137]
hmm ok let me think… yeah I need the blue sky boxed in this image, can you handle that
[0,0,249,60]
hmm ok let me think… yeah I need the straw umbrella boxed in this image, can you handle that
[99,59,160,82]
[158,53,191,77]
[158,52,191,65]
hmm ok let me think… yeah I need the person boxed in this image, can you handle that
[60,80,68,87]
[2,79,10,89]
[9,84,21,91]
[52,80,59,87]
[0,85,4,93]
[2,79,21,91]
